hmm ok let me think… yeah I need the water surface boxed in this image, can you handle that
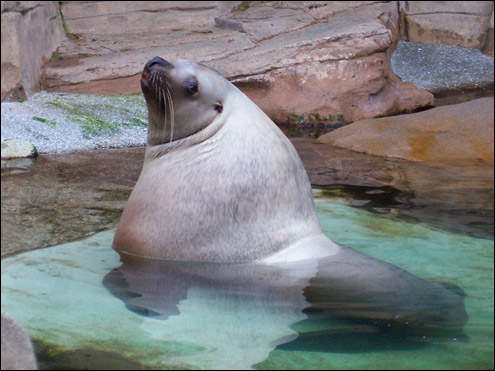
[1,194,493,370]
[1,139,493,369]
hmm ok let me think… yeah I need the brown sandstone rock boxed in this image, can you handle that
[41,1,432,123]
[484,7,494,56]
[220,16,433,123]
[216,1,401,42]
[1,11,24,101]
[401,1,494,50]
[317,97,494,165]
[1,1,65,101]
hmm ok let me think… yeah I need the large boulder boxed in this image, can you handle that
[216,16,433,124]
[1,1,65,101]
[41,1,432,123]
[317,97,494,165]
[400,1,494,51]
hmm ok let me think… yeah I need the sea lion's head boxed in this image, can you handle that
[141,57,228,146]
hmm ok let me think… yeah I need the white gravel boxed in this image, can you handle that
[1,91,148,154]
[392,41,494,92]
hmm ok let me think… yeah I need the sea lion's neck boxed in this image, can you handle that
[144,111,228,160]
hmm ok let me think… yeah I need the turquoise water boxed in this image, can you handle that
[1,193,493,370]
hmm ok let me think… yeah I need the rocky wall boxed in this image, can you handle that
[399,1,494,52]
[1,1,493,123]
[1,1,65,101]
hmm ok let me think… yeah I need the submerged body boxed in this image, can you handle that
[104,246,468,363]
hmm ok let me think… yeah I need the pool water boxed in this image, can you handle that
[1,192,493,370]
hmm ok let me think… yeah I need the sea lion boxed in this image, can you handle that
[113,56,339,262]
[109,58,468,362]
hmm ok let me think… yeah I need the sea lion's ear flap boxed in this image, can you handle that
[214,102,223,113]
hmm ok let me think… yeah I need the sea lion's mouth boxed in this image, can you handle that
[140,69,152,91]
[141,57,175,144]
[141,56,172,97]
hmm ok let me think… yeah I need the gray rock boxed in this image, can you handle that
[1,312,38,370]
[1,139,38,159]
[0,91,147,155]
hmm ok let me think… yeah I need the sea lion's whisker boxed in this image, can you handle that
[162,87,169,135]
[152,73,159,107]
[166,88,174,143]
[158,76,167,129]
[158,89,163,122]
[166,90,169,128]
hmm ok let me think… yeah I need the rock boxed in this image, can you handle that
[5,1,492,122]
[317,97,494,165]
[216,1,401,42]
[1,1,65,101]
[214,16,433,123]
[60,1,237,35]
[293,137,494,239]
[1,139,38,160]
[41,1,432,123]
[484,7,494,56]
[392,41,494,93]
[1,11,25,102]
[401,1,494,50]
[1,312,38,370]
[1,92,148,154]
[1,148,143,257]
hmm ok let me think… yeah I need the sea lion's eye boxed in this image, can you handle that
[184,77,198,95]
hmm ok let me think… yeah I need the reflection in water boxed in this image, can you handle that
[316,185,494,240]
[104,254,312,369]
[104,246,468,367]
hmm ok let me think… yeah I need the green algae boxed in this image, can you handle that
[287,112,347,125]
[32,116,58,128]
[44,93,147,137]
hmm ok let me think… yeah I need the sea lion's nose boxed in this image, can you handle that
[145,56,171,70]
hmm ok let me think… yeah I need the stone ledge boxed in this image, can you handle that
[318,97,494,165]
